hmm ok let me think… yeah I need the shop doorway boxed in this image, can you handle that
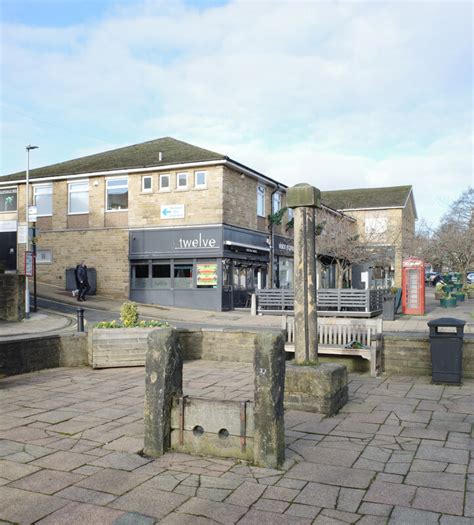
[0,231,17,271]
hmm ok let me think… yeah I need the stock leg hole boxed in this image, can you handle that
[192,425,204,437]
[218,428,229,439]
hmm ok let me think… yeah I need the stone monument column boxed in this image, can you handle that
[287,183,321,363]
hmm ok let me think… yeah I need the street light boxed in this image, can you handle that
[25,144,39,319]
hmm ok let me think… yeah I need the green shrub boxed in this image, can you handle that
[94,319,169,329]
[120,301,139,327]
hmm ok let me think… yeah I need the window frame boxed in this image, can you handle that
[159,174,171,192]
[33,183,53,217]
[141,175,153,193]
[257,185,266,217]
[67,180,89,215]
[36,248,53,264]
[272,191,282,214]
[194,170,207,189]
[106,177,129,212]
[176,172,188,191]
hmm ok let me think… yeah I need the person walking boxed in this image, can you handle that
[72,263,81,297]
[77,261,90,302]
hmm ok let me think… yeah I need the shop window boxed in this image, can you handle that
[152,263,171,288]
[132,264,149,288]
[194,171,207,189]
[106,178,128,211]
[174,263,193,288]
[257,185,265,217]
[33,183,52,216]
[160,174,170,192]
[177,172,188,190]
[142,176,153,193]
[68,181,89,214]
[272,191,282,213]
[0,187,17,212]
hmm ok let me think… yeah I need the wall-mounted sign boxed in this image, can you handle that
[161,204,185,219]
[17,224,27,244]
[0,188,17,212]
[196,263,218,287]
[0,220,17,232]
[24,251,34,276]
[28,205,38,222]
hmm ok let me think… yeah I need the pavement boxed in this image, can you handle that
[0,282,473,339]
[0,363,473,523]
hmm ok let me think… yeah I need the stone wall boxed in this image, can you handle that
[0,333,88,377]
[0,274,25,321]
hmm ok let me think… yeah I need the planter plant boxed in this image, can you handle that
[434,283,446,300]
[453,291,465,302]
[92,301,169,368]
[465,284,474,300]
[439,294,457,309]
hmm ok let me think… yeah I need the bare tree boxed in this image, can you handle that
[434,187,473,284]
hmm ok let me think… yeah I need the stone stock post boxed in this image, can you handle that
[287,183,321,363]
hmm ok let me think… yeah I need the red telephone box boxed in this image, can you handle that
[402,257,425,315]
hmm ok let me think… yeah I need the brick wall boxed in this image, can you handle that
[0,274,25,321]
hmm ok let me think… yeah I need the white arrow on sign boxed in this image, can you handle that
[161,204,184,219]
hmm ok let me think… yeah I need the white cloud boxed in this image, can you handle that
[1,0,471,226]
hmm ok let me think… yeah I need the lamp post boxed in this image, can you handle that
[25,144,38,319]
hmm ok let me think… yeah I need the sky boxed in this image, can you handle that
[1,0,472,227]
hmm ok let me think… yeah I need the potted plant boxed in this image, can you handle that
[439,294,457,308]
[453,290,465,302]
[434,282,446,300]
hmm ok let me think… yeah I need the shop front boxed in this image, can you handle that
[274,234,294,289]
[129,225,270,311]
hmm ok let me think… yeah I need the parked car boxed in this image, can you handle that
[425,272,439,285]
[467,272,474,284]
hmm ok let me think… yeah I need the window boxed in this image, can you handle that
[33,184,52,216]
[174,263,193,288]
[159,174,170,192]
[0,187,17,212]
[106,178,128,211]
[194,171,207,189]
[142,176,153,193]
[272,191,282,213]
[36,248,53,264]
[68,181,89,214]
[365,217,388,235]
[132,263,149,288]
[257,185,265,217]
[287,207,294,221]
[152,263,171,288]
[176,172,188,190]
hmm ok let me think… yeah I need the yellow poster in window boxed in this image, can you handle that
[196,263,218,287]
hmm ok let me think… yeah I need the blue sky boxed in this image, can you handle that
[1,0,472,226]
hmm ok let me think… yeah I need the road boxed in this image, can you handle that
[36,297,269,333]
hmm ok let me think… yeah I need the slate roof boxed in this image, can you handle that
[0,137,227,183]
[321,185,413,211]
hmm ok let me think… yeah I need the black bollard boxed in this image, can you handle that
[77,308,85,332]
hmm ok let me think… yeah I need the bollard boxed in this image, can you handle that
[76,308,85,332]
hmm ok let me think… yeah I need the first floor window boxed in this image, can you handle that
[106,178,128,211]
[177,172,188,190]
[33,184,52,216]
[194,171,207,189]
[257,185,265,217]
[68,181,89,214]
[159,174,170,191]
[0,187,17,212]
[142,176,153,192]
[272,191,282,213]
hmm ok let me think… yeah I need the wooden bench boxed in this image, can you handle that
[282,316,383,377]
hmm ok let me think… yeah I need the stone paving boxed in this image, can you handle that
[0,362,473,524]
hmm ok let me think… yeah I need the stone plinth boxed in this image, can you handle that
[285,362,348,416]
[0,274,25,321]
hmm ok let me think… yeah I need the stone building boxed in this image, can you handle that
[0,138,294,310]
[321,186,417,287]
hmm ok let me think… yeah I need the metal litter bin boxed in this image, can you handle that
[382,293,396,321]
[427,317,465,384]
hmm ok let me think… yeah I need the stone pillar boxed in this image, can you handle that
[144,328,183,457]
[287,183,321,363]
[253,332,285,468]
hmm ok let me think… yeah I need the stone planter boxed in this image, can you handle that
[91,327,159,369]
[439,297,457,308]
[453,292,465,302]
[434,292,445,300]
[467,291,474,300]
